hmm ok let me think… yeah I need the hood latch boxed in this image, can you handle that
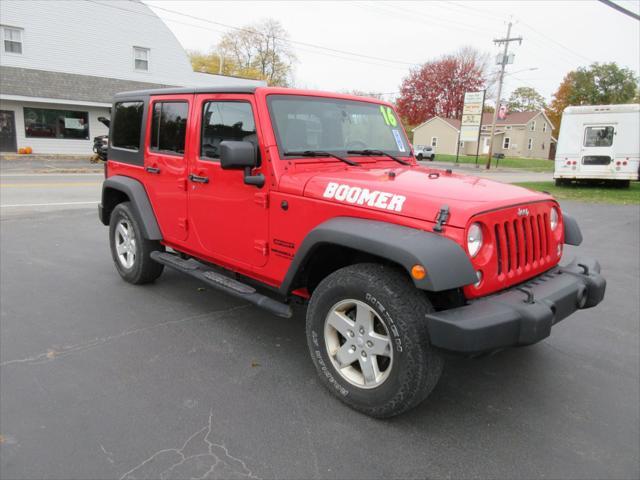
[433,205,450,233]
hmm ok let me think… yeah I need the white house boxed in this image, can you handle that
[0,0,264,154]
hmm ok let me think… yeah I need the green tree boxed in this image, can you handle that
[507,87,546,112]
[546,63,638,138]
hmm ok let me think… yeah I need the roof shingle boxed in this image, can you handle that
[0,66,175,104]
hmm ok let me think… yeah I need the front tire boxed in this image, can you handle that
[109,202,164,284]
[306,263,443,418]
[417,153,423,161]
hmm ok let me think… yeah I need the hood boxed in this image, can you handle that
[298,165,551,227]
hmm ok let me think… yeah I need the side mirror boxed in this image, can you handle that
[219,140,264,188]
[219,141,257,169]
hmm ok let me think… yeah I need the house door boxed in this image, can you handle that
[482,136,491,154]
[0,111,17,152]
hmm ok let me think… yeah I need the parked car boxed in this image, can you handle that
[99,86,605,418]
[554,104,639,187]
[414,144,435,161]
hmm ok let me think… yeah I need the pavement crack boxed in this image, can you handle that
[0,305,249,368]
[120,409,260,480]
[99,442,115,464]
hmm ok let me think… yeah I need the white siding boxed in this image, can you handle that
[0,99,109,154]
[0,0,263,87]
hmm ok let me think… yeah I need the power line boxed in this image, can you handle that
[598,0,640,21]
[84,0,422,73]
[142,0,421,66]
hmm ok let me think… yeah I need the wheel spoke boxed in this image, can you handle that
[117,223,128,241]
[116,242,126,255]
[368,332,392,357]
[334,343,358,368]
[355,303,374,332]
[327,311,355,338]
[359,357,379,386]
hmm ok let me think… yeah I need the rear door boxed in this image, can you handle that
[187,94,269,268]
[581,124,615,174]
[143,95,191,242]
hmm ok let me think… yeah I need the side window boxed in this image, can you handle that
[112,101,144,150]
[150,101,188,154]
[584,126,614,147]
[200,101,256,160]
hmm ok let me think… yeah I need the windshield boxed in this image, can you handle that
[267,95,410,157]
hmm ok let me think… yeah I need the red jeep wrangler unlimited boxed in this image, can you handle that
[99,86,605,418]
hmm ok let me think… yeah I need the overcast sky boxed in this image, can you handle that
[144,0,640,103]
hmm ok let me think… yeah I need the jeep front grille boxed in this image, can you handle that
[493,213,552,275]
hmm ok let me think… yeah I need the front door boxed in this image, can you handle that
[143,95,191,242]
[482,136,491,154]
[580,124,615,173]
[187,94,269,268]
[0,110,17,152]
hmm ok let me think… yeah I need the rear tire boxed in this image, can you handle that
[306,263,443,418]
[109,202,164,284]
[430,155,435,161]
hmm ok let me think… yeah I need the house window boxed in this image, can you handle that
[527,138,533,150]
[530,121,536,131]
[431,137,438,148]
[503,137,510,149]
[2,26,23,54]
[23,107,89,139]
[150,101,188,154]
[542,122,547,132]
[133,47,150,71]
[112,101,144,150]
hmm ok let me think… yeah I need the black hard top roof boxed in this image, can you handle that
[114,86,259,98]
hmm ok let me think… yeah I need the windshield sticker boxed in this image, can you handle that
[380,106,398,127]
[323,182,406,212]
[392,129,406,152]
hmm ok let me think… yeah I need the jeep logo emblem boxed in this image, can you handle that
[517,208,530,216]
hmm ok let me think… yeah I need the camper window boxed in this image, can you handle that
[584,126,614,147]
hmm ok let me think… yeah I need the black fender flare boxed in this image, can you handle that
[100,175,162,240]
[563,213,583,246]
[280,217,477,293]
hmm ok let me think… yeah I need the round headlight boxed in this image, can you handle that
[550,207,559,231]
[467,223,483,258]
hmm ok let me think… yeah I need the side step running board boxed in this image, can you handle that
[151,251,293,318]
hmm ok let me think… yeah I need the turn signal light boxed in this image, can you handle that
[411,265,427,280]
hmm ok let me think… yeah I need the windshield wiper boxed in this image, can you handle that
[284,150,361,166]
[347,149,411,166]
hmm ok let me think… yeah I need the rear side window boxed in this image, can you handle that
[111,101,144,150]
[584,126,614,147]
[150,101,188,154]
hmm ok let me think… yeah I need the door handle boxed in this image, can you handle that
[145,166,161,174]
[189,174,209,184]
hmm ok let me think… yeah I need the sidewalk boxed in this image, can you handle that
[0,155,103,174]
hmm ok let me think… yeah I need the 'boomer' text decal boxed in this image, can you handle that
[322,182,406,212]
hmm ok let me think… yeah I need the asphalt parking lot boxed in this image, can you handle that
[1,176,639,479]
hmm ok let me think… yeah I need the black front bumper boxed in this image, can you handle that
[426,257,606,354]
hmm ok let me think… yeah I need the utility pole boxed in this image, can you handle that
[485,22,522,169]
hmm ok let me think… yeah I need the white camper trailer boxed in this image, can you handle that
[554,104,639,187]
